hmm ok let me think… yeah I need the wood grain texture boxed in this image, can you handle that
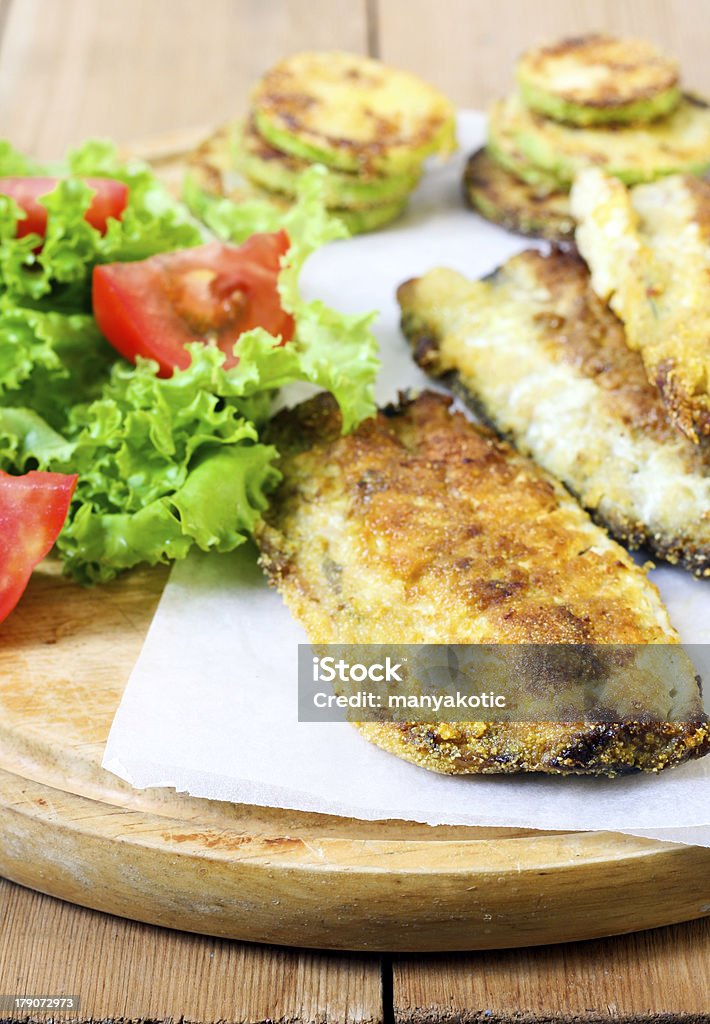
[2,3,710,1016]
[0,0,368,159]
[1,565,710,953]
[0,878,383,1023]
[392,918,710,1020]
[376,0,710,109]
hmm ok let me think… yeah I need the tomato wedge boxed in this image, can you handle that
[92,232,295,376]
[0,176,128,238]
[0,471,77,626]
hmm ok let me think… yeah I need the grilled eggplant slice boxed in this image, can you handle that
[491,92,710,188]
[572,169,710,442]
[235,118,420,209]
[517,34,680,127]
[463,148,574,241]
[251,51,457,175]
[255,391,709,775]
[398,250,710,576]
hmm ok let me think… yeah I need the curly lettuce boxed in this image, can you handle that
[47,346,282,582]
[185,165,379,430]
[0,139,201,308]
[0,302,113,430]
[0,148,380,582]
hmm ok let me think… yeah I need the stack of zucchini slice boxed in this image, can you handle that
[465,33,710,242]
[229,51,457,234]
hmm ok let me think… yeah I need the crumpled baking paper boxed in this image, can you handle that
[102,112,710,847]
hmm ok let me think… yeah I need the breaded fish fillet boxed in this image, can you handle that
[571,169,710,441]
[398,250,710,577]
[255,392,709,775]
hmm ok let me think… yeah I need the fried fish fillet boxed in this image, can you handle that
[571,169,710,442]
[255,391,709,775]
[398,249,710,576]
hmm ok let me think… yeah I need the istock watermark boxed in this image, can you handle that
[312,654,404,683]
[297,644,709,724]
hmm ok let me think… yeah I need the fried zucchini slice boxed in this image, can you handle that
[486,106,563,193]
[517,34,680,126]
[251,51,457,175]
[398,249,710,576]
[334,196,407,233]
[494,93,710,187]
[235,119,420,209]
[255,392,709,776]
[187,122,248,199]
[572,168,710,442]
[187,122,407,234]
[463,148,575,241]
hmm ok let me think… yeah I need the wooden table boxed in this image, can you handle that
[1,1,710,1020]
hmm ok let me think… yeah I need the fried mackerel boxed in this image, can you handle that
[463,148,575,242]
[516,34,681,127]
[398,250,710,577]
[571,169,710,442]
[255,391,709,776]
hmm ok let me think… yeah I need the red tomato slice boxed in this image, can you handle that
[92,231,295,375]
[0,471,77,626]
[0,176,128,238]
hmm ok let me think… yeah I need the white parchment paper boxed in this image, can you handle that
[102,113,710,846]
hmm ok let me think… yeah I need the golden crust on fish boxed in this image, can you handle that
[358,720,706,776]
[254,391,709,775]
[571,169,710,442]
[398,250,710,576]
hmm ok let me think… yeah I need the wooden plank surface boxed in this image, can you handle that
[5,566,709,954]
[376,0,710,108]
[0,0,369,159]
[5,0,710,160]
[0,878,383,1024]
[392,918,710,1021]
[2,1,710,1021]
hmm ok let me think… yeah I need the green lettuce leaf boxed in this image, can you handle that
[0,139,202,308]
[277,170,379,431]
[0,151,380,583]
[35,345,281,581]
[182,171,284,243]
[0,302,113,430]
[185,167,379,431]
[0,407,74,472]
[57,443,280,583]
[0,140,41,176]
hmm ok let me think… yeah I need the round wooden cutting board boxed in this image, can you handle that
[0,562,709,953]
[2,129,710,953]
